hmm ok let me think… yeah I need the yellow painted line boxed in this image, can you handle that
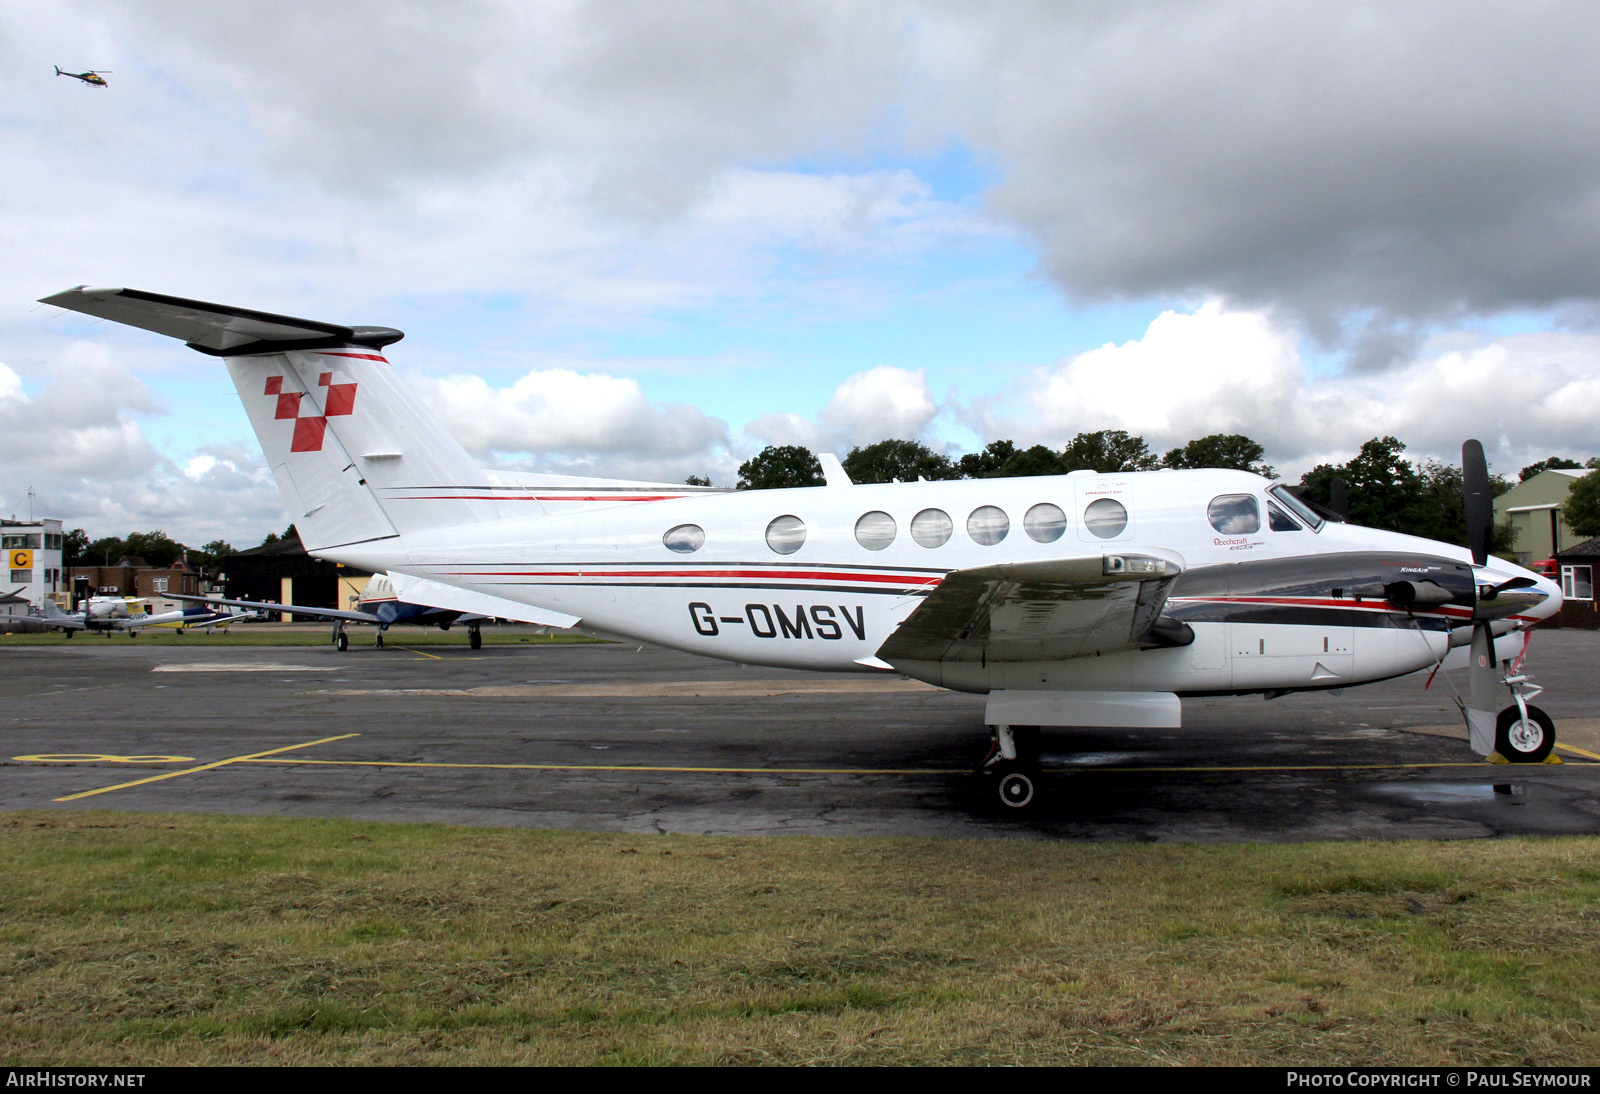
[400,647,444,660]
[17,753,194,764]
[248,758,948,775]
[235,756,1596,777]
[1556,742,1600,762]
[51,734,360,802]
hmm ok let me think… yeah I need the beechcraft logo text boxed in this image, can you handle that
[265,372,357,453]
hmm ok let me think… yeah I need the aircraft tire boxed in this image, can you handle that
[375,633,384,649]
[336,632,348,652]
[470,629,482,650]
[1496,704,1555,763]
[993,765,1039,811]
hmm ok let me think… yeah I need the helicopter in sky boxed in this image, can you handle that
[55,67,110,87]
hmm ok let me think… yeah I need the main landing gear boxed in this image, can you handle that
[469,623,482,650]
[978,725,1043,811]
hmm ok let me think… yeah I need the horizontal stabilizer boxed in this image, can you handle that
[39,286,402,357]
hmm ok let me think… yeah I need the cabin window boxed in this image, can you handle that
[854,511,897,551]
[910,508,953,548]
[1207,494,1260,535]
[662,524,705,553]
[1023,502,1067,543]
[967,505,1009,546]
[1083,497,1128,539]
[1562,565,1593,601]
[1268,501,1301,531]
[765,514,807,555]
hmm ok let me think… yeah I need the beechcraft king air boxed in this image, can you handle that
[40,286,1565,809]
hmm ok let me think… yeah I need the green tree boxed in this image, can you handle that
[1414,459,1515,551]
[123,531,184,568]
[957,440,1072,478]
[842,440,955,484]
[190,540,237,569]
[684,474,711,487]
[1519,456,1583,481]
[1060,430,1159,473]
[86,535,127,566]
[736,446,823,490]
[955,440,1018,478]
[1298,437,1425,534]
[1563,469,1600,538]
[62,528,90,567]
[1162,434,1275,477]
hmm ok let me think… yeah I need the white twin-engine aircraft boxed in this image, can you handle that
[41,286,1564,808]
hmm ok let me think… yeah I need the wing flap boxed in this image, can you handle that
[877,553,1185,666]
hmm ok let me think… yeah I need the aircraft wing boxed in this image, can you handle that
[385,573,582,629]
[170,593,381,625]
[876,553,1187,666]
[29,610,87,632]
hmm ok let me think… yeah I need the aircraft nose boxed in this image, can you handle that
[1477,561,1564,622]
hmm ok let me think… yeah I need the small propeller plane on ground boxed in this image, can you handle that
[30,596,239,636]
[54,67,110,87]
[39,286,1565,809]
[174,571,541,650]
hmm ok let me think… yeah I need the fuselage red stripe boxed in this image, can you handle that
[1170,595,1489,621]
[389,495,682,502]
[439,569,942,585]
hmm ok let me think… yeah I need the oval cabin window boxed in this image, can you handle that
[765,514,807,555]
[966,505,1009,546]
[663,524,705,553]
[910,508,953,548]
[854,511,896,551]
[1083,497,1128,539]
[1023,502,1067,543]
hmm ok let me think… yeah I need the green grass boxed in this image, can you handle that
[2,812,1597,1065]
[0,629,601,648]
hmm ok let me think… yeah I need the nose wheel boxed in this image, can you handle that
[1496,703,1555,763]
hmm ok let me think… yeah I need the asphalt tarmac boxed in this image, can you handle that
[3,629,1598,841]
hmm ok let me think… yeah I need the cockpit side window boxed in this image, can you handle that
[1267,501,1302,531]
[1268,485,1325,531]
[1207,494,1260,535]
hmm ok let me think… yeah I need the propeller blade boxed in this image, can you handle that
[1328,477,1348,521]
[1463,439,1492,568]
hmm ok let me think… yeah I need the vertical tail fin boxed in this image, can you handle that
[38,287,521,553]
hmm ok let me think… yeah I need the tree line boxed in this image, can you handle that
[721,432,1600,548]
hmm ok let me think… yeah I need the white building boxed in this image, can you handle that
[2,517,65,608]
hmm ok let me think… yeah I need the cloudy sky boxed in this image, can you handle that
[4,1,1600,546]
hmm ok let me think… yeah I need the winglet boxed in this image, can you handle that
[818,452,853,488]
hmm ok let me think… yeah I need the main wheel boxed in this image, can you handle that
[336,632,348,651]
[469,629,482,650]
[1496,705,1555,763]
[375,632,384,649]
[993,765,1039,810]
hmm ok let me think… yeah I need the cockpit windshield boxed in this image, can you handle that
[1267,485,1324,532]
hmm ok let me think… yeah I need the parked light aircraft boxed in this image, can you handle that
[40,286,1564,808]
[175,572,550,649]
[30,596,239,636]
